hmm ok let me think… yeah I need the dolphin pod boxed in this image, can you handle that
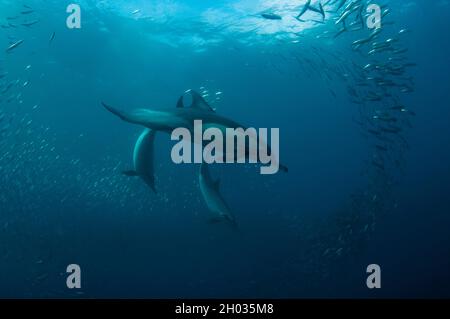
[102,90,287,226]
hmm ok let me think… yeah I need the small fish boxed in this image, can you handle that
[261,13,282,20]
[49,32,56,45]
[394,48,408,54]
[21,10,35,15]
[22,20,39,27]
[1,82,14,94]
[6,39,24,53]
[132,9,141,15]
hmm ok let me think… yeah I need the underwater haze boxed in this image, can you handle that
[1,0,450,298]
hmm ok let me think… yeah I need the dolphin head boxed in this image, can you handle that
[102,102,189,133]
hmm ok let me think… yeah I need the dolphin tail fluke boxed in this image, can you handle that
[123,170,157,193]
[143,177,157,194]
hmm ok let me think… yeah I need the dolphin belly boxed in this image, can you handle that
[123,128,157,193]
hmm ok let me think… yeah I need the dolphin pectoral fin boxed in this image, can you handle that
[187,90,215,112]
[122,170,140,177]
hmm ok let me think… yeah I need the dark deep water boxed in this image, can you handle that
[1,0,449,298]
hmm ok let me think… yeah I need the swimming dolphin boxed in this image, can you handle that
[123,128,157,193]
[199,163,237,227]
[102,90,239,134]
[102,90,288,173]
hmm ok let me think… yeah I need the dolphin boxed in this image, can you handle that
[102,90,288,173]
[102,90,241,134]
[123,128,157,193]
[199,163,237,227]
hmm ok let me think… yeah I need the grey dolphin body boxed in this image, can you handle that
[123,128,157,193]
[102,90,288,172]
[199,163,237,227]
[102,92,242,135]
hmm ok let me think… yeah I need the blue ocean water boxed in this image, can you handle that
[0,0,449,298]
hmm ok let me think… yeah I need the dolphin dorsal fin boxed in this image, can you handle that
[188,90,215,112]
[176,95,184,108]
